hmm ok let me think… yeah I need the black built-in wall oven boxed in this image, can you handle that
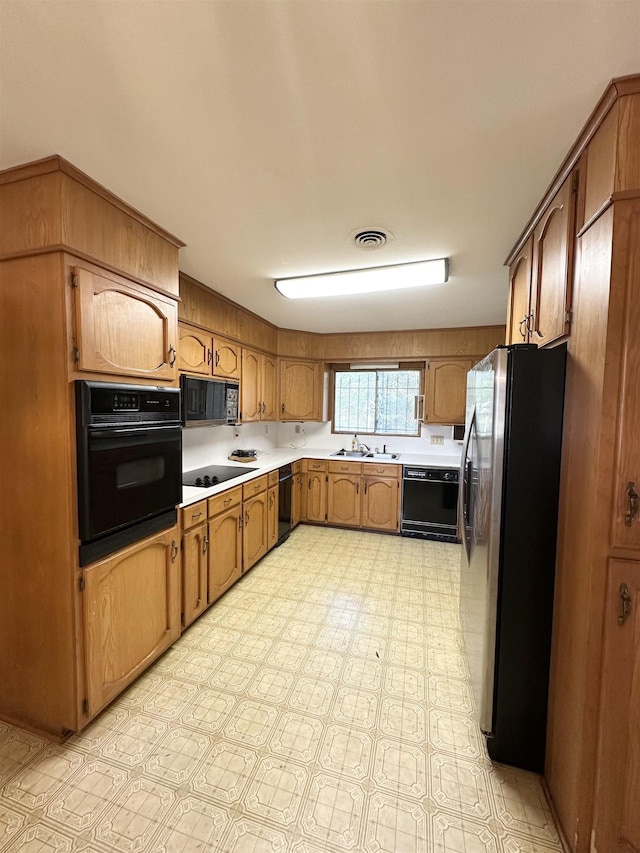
[75,381,182,566]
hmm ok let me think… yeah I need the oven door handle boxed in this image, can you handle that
[89,425,181,438]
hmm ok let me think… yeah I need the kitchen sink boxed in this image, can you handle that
[364,452,400,460]
[330,450,400,460]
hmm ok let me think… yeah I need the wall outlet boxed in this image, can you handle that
[264,425,269,434]
[233,427,240,438]
[294,424,301,434]
[430,435,444,445]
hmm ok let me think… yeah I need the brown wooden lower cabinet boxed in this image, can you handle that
[243,490,268,571]
[82,526,181,720]
[327,472,362,526]
[181,523,208,627]
[592,558,640,853]
[325,461,400,532]
[208,505,243,602]
[362,475,399,531]
[305,460,328,523]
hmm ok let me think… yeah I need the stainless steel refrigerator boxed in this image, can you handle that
[459,343,567,772]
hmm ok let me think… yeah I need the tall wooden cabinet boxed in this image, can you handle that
[504,76,640,853]
[0,156,183,737]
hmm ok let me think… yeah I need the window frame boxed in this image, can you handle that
[330,362,425,438]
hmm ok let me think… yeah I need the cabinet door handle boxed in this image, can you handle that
[170,541,178,562]
[207,348,213,365]
[202,534,209,555]
[215,350,220,367]
[356,482,359,494]
[618,583,632,625]
[245,511,250,525]
[364,482,368,495]
[281,403,285,413]
[625,481,639,526]
[168,344,177,366]
[518,316,529,340]
[238,514,243,530]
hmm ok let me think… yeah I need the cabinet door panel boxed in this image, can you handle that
[262,354,277,421]
[243,493,268,571]
[593,559,640,853]
[209,508,242,603]
[531,175,575,346]
[362,477,399,531]
[182,524,208,627]
[426,359,473,425]
[611,206,640,551]
[306,472,327,523]
[506,238,533,344]
[214,337,241,380]
[74,265,177,380]
[241,349,261,422]
[82,528,180,717]
[280,360,321,421]
[327,474,361,526]
[178,325,212,376]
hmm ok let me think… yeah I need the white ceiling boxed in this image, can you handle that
[1,1,639,334]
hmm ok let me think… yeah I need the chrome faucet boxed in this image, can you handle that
[359,441,371,452]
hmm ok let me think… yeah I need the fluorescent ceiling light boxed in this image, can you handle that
[274,258,448,299]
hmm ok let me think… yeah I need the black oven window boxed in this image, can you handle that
[116,457,166,490]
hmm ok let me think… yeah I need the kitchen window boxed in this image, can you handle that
[332,365,423,436]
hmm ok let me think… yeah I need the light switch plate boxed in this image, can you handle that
[430,435,444,445]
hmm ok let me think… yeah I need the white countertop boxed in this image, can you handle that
[181,446,462,506]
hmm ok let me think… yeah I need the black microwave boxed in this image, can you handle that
[180,375,239,426]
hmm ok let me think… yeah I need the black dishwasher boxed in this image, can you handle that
[401,465,459,542]
[277,464,293,545]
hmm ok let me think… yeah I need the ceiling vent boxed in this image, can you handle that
[353,229,390,250]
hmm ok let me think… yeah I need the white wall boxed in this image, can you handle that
[277,421,461,457]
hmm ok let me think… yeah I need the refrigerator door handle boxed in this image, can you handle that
[459,406,475,562]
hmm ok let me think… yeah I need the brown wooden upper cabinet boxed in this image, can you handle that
[73,263,178,382]
[241,348,277,421]
[177,322,241,380]
[425,358,474,425]
[279,359,323,421]
[507,172,577,347]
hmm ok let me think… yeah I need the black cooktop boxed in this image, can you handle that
[182,464,258,488]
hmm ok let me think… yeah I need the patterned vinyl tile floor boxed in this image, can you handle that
[0,525,563,852]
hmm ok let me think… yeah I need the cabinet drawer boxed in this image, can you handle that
[305,459,328,472]
[181,500,208,530]
[364,463,400,478]
[268,469,279,488]
[243,475,269,499]
[208,486,242,517]
[329,460,362,475]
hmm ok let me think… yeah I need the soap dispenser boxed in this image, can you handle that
[352,434,358,451]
